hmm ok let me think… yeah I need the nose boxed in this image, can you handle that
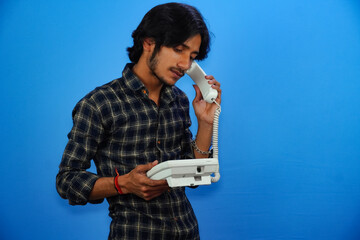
[177,55,192,71]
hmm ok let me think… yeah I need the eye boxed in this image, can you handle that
[174,47,183,53]
[190,54,197,61]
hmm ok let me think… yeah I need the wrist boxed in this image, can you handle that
[197,119,213,129]
[114,170,129,195]
[192,139,212,155]
[114,169,123,194]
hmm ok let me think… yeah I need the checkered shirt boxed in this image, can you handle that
[56,63,200,239]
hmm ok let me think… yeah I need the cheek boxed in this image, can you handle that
[161,49,180,63]
[157,56,172,70]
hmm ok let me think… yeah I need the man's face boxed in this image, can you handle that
[148,34,201,86]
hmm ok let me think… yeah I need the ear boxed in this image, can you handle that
[143,38,155,52]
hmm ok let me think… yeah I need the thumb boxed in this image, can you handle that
[137,160,159,173]
[193,84,203,102]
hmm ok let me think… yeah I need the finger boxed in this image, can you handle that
[149,184,170,193]
[140,183,169,200]
[213,84,221,95]
[211,84,221,93]
[215,92,221,105]
[205,77,221,91]
[147,183,169,192]
[208,79,220,88]
[208,80,221,102]
[205,75,214,80]
[192,84,203,102]
[212,88,221,105]
[136,160,158,173]
[146,178,168,187]
[211,80,220,87]
[143,189,169,201]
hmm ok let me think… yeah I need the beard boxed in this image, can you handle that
[148,50,168,86]
[148,50,184,86]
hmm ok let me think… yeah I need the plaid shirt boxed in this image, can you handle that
[56,64,200,239]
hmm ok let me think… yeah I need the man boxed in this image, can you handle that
[56,2,221,239]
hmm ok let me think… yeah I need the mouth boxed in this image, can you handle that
[170,68,185,79]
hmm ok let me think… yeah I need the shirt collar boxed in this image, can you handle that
[122,63,145,92]
[122,63,177,104]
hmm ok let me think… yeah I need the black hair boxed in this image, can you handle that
[127,2,211,63]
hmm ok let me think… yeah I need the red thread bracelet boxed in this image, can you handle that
[114,169,123,194]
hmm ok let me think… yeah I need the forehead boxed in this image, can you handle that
[181,34,202,52]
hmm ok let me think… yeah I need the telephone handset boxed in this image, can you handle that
[147,62,221,187]
[186,61,218,103]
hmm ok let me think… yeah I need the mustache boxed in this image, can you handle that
[170,67,185,77]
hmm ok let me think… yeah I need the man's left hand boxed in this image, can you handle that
[192,75,221,125]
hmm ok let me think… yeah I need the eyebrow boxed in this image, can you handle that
[180,43,199,55]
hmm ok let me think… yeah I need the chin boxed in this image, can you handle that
[160,77,178,86]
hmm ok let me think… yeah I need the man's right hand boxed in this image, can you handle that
[119,160,169,201]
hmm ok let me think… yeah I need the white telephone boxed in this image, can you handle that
[147,62,221,187]
[186,61,218,103]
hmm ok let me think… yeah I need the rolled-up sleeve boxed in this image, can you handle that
[56,98,104,205]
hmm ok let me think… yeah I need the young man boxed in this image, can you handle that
[56,3,221,239]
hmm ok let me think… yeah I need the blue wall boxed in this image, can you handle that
[1,0,360,239]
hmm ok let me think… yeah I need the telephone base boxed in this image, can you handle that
[146,158,218,187]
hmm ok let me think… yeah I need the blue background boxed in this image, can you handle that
[1,0,360,239]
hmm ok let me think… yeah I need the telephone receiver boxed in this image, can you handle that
[186,61,218,103]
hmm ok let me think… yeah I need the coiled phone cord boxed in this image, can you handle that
[211,100,221,182]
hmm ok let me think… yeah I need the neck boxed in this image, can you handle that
[132,60,163,105]
[132,59,163,93]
